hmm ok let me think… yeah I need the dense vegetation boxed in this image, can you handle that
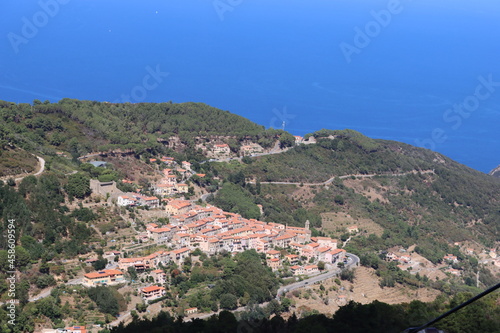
[0,174,96,326]
[0,147,37,177]
[165,250,279,313]
[0,99,282,161]
[0,99,499,331]
[109,292,500,333]
[205,131,500,251]
[0,174,94,257]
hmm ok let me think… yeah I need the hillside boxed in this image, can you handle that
[0,99,282,160]
[0,146,38,178]
[1,100,498,260]
[490,164,500,178]
[0,100,499,332]
[204,129,500,263]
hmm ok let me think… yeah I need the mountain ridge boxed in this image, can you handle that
[490,164,500,178]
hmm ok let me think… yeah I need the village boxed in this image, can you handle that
[79,145,348,307]
[79,148,500,306]
[82,198,348,302]
[40,141,500,333]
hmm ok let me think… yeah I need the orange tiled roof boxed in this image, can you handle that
[84,269,123,279]
[142,285,165,293]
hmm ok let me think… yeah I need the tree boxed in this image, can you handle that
[15,246,31,270]
[0,250,9,272]
[279,132,295,149]
[88,286,120,316]
[65,172,91,198]
[281,298,292,311]
[127,266,138,281]
[36,274,56,289]
[219,293,238,310]
[36,296,62,321]
[242,156,253,164]
[340,268,355,283]
[318,261,326,271]
[265,299,283,315]
[93,257,108,271]
[217,310,238,332]
[334,195,345,205]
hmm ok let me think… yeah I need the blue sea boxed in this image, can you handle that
[1,0,499,173]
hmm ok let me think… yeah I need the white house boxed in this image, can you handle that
[117,195,137,207]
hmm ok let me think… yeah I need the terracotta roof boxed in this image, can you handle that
[142,285,165,293]
[84,269,123,279]
[171,247,190,254]
[317,246,332,253]
[150,227,171,233]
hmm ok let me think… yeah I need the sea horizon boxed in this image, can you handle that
[1,0,499,173]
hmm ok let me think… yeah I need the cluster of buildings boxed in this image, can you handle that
[151,166,190,197]
[212,144,230,155]
[199,141,267,158]
[121,200,345,272]
[386,252,412,265]
[443,254,459,263]
[117,193,160,208]
[82,200,346,299]
[239,143,264,156]
[264,240,347,275]
[117,158,194,207]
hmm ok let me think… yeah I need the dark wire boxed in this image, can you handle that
[406,281,500,333]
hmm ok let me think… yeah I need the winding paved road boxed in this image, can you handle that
[107,253,360,327]
[276,253,360,299]
[248,170,435,186]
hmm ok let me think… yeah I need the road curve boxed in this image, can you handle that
[0,154,46,183]
[248,170,435,186]
[276,253,360,299]
[108,254,360,327]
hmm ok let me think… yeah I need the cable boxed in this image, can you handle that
[405,281,500,333]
